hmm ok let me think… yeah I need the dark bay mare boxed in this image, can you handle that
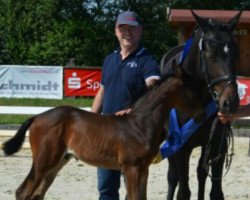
[160,10,241,200]
[1,63,205,200]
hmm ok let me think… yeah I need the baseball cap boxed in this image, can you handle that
[116,11,141,27]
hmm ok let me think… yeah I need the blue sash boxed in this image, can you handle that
[160,101,218,159]
[179,38,193,64]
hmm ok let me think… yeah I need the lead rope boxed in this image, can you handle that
[202,117,234,180]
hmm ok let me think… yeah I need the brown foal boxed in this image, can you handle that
[2,62,204,200]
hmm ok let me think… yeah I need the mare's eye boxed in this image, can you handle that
[224,44,229,54]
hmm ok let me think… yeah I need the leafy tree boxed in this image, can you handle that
[0,0,248,66]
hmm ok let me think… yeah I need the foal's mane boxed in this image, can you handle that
[131,74,175,113]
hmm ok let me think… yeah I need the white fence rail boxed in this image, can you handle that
[0,106,91,149]
[0,106,91,115]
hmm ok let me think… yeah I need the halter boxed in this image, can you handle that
[199,36,237,102]
[199,35,236,179]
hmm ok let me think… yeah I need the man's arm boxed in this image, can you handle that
[91,85,104,114]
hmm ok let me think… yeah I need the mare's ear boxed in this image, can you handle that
[191,10,209,32]
[171,59,183,78]
[227,11,242,32]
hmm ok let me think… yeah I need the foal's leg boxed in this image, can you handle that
[31,154,72,199]
[123,165,149,200]
[167,156,178,200]
[16,160,54,200]
[16,163,38,200]
[16,147,66,200]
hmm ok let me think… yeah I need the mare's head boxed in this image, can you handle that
[186,10,241,114]
[165,61,205,122]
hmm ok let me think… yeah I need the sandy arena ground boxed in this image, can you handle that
[0,137,249,200]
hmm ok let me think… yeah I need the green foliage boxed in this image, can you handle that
[0,0,247,66]
[0,115,33,125]
[0,97,93,107]
[0,0,175,66]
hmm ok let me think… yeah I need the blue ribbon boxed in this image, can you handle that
[160,101,218,159]
[178,38,193,64]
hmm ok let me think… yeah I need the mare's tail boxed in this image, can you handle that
[1,116,36,155]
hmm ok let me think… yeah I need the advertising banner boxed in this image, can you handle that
[237,76,250,105]
[64,68,101,97]
[0,65,63,99]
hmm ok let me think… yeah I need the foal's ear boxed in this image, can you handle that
[191,10,209,32]
[171,59,183,78]
[227,11,242,32]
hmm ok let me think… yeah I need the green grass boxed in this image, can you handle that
[0,97,93,124]
[0,97,93,107]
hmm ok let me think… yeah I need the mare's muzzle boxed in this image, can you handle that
[214,80,239,114]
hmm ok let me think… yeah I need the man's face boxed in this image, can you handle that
[115,24,142,49]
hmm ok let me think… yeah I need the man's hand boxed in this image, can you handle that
[145,76,160,89]
[217,111,232,124]
[115,108,132,116]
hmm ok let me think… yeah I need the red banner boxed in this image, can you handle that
[237,76,250,105]
[64,68,101,97]
[63,70,250,102]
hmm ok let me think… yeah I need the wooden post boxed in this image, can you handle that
[178,23,186,45]
[248,138,250,157]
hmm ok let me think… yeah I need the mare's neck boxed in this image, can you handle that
[183,30,202,75]
[183,30,212,106]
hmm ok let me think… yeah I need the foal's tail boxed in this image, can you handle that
[1,116,35,155]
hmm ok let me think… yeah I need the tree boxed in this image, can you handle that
[0,0,247,66]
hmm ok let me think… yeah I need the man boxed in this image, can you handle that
[91,11,161,200]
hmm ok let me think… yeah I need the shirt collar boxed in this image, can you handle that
[114,45,145,57]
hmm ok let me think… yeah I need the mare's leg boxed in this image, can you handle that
[209,156,225,200]
[167,156,178,200]
[197,147,208,200]
[31,154,72,199]
[123,165,149,200]
[209,131,227,200]
[175,149,192,200]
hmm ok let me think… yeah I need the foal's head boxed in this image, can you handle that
[189,10,241,114]
[166,61,205,121]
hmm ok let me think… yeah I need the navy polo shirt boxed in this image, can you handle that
[101,46,160,114]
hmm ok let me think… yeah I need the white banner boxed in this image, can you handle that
[0,65,63,99]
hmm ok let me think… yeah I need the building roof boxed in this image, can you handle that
[169,9,250,25]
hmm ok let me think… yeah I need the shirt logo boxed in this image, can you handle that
[127,61,137,68]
